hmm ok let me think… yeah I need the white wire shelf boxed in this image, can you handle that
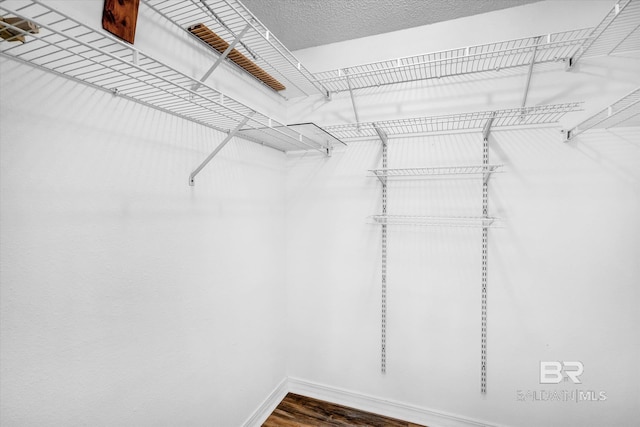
[142,0,329,99]
[566,87,640,140]
[370,215,501,228]
[314,28,593,93]
[0,0,335,154]
[369,165,503,179]
[569,0,640,67]
[325,103,582,140]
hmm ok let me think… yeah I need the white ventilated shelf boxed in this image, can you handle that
[569,0,640,67]
[0,1,338,153]
[143,0,328,99]
[371,215,501,228]
[326,103,582,140]
[314,28,592,93]
[566,87,640,140]
[370,165,503,179]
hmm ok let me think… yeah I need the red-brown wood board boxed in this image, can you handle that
[102,0,139,44]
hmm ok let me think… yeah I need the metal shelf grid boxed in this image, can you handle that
[325,103,582,140]
[142,0,329,99]
[566,87,640,140]
[371,215,500,228]
[314,28,593,93]
[370,165,502,178]
[570,0,640,66]
[0,0,329,153]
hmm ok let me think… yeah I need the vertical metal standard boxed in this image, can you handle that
[480,116,494,394]
[191,22,252,91]
[189,114,253,186]
[374,124,388,374]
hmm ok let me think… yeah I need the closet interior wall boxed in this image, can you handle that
[1,1,288,426]
[285,1,640,426]
[1,1,640,427]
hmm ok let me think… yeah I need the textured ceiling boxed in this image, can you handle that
[241,0,542,51]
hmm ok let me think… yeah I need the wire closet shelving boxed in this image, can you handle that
[568,0,640,68]
[313,28,593,93]
[369,164,503,180]
[325,103,583,140]
[370,215,501,228]
[566,87,640,140]
[0,0,338,155]
[142,0,329,99]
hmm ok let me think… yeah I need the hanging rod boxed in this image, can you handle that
[314,28,592,93]
[565,87,640,140]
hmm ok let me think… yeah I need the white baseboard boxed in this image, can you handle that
[287,377,498,427]
[242,377,289,427]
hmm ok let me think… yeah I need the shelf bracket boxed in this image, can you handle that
[482,116,495,142]
[189,113,253,186]
[521,37,541,111]
[345,69,361,130]
[373,123,388,185]
[191,22,252,91]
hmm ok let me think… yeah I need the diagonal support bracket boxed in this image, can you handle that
[189,113,253,186]
[482,115,495,142]
[345,69,361,130]
[521,36,542,111]
[373,123,388,184]
[200,0,257,60]
[191,22,252,91]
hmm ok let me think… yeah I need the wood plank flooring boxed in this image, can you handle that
[263,393,426,427]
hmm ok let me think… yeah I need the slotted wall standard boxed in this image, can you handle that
[327,102,581,391]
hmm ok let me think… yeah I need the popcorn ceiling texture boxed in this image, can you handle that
[241,0,541,51]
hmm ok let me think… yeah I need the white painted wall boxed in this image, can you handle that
[2,1,639,426]
[0,2,287,426]
[284,1,640,426]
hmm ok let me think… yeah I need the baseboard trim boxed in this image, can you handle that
[242,377,289,427]
[287,377,498,427]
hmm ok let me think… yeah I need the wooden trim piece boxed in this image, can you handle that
[188,23,286,92]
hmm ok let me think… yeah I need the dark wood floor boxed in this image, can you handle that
[263,393,426,427]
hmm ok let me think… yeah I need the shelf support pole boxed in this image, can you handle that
[480,116,493,394]
[374,123,388,374]
[191,22,252,91]
[189,113,253,186]
[345,69,361,130]
[521,37,541,110]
